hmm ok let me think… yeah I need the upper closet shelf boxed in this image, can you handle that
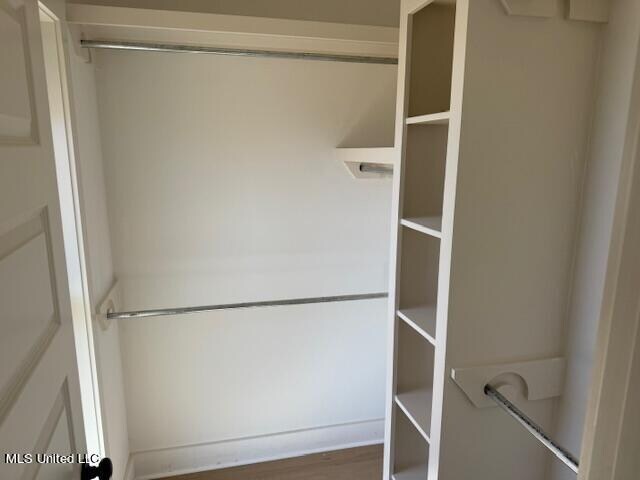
[336,147,394,164]
[400,216,442,238]
[406,111,450,125]
[67,5,400,59]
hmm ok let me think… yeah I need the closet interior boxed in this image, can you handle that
[33,0,633,479]
[65,3,399,479]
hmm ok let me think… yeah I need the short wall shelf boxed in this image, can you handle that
[395,389,433,442]
[336,147,394,179]
[406,111,450,125]
[398,306,437,344]
[400,216,442,238]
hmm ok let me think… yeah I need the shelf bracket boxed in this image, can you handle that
[68,25,92,63]
[96,279,121,331]
[451,357,565,408]
[500,0,610,22]
[500,0,557,18]
[568,0,610,23]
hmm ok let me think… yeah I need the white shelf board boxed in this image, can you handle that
[398,306,437,345]
[337,147,395,179]
[400,216,442,238]
[395,388,433,442]
[392,464,428,480]
[406,111,450,125]
[335,146,395,165]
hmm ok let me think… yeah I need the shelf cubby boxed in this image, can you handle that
[392,464,428,480]
[398,227,440,316]
[397,305,437,344]
[395,320,435,441]
[392,400,430,479]
[402,124,448,222]
[395,389,433,442]
[407,1,456,118]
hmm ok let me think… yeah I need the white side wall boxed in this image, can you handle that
[551,2,640,478]
[67,46,132,480]
[93,50,396,478]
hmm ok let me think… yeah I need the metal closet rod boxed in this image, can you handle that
[484,384,579,474]
[80,40,399,65]
[107,292,388,320]
[359,163,393,175]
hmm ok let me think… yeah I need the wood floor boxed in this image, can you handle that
[160,445,383,480]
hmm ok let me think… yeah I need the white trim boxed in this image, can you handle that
[131,418,384,480]
[580,29,640,480]
[66,5,399,59]
[38,1,105,458]
[124,454,136,480]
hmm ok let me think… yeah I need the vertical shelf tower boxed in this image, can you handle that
[385,3,456,478]
[385,0,601,479]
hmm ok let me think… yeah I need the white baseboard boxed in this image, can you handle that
[131,418,384,480]
[124,455,135,480]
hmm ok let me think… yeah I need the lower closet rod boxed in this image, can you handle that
[107,292,388,320]
[484,384,579,474]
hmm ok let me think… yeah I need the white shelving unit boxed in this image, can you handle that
[335,147,394,164]
[385,2,454,477]
[384,1,600,479]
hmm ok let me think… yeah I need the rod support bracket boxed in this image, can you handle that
[451,357,565,408]
[96,280,121,331]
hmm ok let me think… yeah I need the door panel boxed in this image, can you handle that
[22,382,77,480]
[0,0,37,143]
[0,1,87,479]
[0,209,60,419]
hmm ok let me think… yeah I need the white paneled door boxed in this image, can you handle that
[0,1,89,479]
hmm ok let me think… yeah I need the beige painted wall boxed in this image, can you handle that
[435,1,601,478]
[68,0,401,27]
[551,1,640,479]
